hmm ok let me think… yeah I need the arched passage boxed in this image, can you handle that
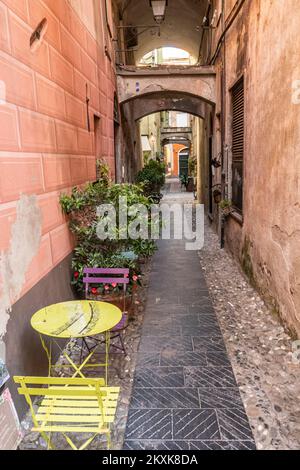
[117,68,215,182]
[117,66,216,106]
[118,76,214,187]
[131,91,206,122]
[115,0,216,197]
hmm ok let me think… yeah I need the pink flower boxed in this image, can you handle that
[111,282,117,288]
[132,275,138,282]
[125,273,129,278]
[104,284,110,291]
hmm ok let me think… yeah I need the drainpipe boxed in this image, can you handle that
[220,0,226,249]
[196,118,203,203]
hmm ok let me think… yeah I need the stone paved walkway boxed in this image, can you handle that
[124,180,256,450]
[199,220,300,450]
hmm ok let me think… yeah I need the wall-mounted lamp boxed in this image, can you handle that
[150,0,168,24]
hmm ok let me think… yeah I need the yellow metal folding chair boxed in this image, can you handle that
[14,376,120,450]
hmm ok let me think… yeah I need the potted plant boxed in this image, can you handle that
[71,251,141,315]
[212,185,222,204]
[211,156,221,168]
[219,199,233,217]
[180,174,188,190]
[136,159,166,199]
[186,177,195,192]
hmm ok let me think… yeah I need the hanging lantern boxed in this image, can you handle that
[150,0,168,24]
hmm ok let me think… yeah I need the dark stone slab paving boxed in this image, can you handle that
[124,191,255,451]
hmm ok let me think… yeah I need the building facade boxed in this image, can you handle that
[200,0,300,336]
[0,0,118,414]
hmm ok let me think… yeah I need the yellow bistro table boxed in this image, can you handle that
[31,300,122,384]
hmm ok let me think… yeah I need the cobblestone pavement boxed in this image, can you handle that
[199,221,300,450]
[124,183,255,450]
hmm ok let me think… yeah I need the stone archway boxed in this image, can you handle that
[131,91,206,122]
[117,66,216,106]
[117,66,216,186]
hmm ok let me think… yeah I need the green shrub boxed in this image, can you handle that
[59,181,108,215]
[180,174,188,188]
[60,180,158,295]
[136,159,166,196]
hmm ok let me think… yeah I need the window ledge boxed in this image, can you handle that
[229,210,243,226]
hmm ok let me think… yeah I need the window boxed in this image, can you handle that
[176,113,188,127]
[231,77,244,212]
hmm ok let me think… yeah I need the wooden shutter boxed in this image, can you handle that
[232,78,244,212]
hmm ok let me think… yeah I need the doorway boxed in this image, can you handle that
[179,150,189,178]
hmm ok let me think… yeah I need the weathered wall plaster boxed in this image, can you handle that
[210,0,300,336]
[0,195,41,361]
[0,0,117,312]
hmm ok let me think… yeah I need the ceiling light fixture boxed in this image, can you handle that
[150,0,168,24]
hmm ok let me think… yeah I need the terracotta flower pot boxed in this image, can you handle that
[221,207,233,218]
[213,190,222,204]
[186,177,195,192]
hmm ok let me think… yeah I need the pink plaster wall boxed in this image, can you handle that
[0,0,116,299]
[212,0,300,336]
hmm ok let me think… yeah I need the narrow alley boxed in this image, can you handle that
[124,179,255,450]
